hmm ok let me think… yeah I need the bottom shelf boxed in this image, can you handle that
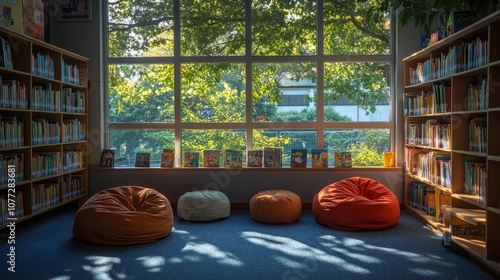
[0,194,86,229]
[403,204,447,232]
[405,204,500,277]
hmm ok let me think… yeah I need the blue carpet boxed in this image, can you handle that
[0,204,495,280]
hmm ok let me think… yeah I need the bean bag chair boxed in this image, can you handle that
[177,190,230,222]
[73,186,174,245]
[250,190,302,224]
[312,177,399,230]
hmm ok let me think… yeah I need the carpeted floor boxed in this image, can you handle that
[0,204,495,280]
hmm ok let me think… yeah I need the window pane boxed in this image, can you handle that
[253,63,317,122]
[182,63,245,123]
[109,64,174,123]
[252,130,316,167]
[324,1,390,55]
[252,0,316,56]
[324,129,390,166]
[181,0,245,56]
[110,130,175,167]
[108,1,174,57]
[324,62,390,122]
[182,129,246,165]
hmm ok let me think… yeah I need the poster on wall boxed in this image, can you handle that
[23,0,44,41]
[1,0,24,35]
[56,0,91,21]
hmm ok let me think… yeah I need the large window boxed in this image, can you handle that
[106,0,393,167]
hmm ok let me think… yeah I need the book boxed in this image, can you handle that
[447,10,477,35]
[263,147,282,168]
[100,149,115,167]
[290,148,307,168]
[134,152,151,167]
[160,148,174,168]
[334,151,352,168]
[203,149,220,167]
[247,150,263,167]
[22,0,44,41]
[224,150,243,168]
[426,190,436,216]
[183,151,199,167]
[0,0,24,35]
[311,149,328,168]
[451,224,485,235]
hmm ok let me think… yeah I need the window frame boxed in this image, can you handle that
[104,0,396,167]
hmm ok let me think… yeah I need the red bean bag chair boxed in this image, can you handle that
[312,177,399,230]
[73,186,174,245]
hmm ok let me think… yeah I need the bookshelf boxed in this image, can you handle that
[0,27,89,229]
[403,10,500,275]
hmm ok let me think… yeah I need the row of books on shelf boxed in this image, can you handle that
[32,174,85,212]
[32,118,60,145]
[468,79,488,111]
[0,77,28,109]
[0,115,24,148]
[0,36,13,70]
[0,153,24,185]
[32,87,84,112]
[61,59,81,85]
[101,148,353,168]
[1,81,86,113]
[405,148,451,188]
[408,181,452,222]
[62,150,85,172]
[61,119,86,143]
[409,36,488,85]
[469,117,487,153]
[0,173,85,225]
[463,156,486,197]
[406,119,450,149]
[0,192,24,225]
[420,11,477,49]
[32,51,55,79]
[31,150,84,179]
[403,81,451,115]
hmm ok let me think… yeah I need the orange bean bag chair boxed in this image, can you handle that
[312,177,399,230]
[250,190,302,224]
[73,186,174,245]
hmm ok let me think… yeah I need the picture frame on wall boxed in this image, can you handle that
[56,0,92,21]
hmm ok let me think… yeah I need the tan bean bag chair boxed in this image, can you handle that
[73,186,174,245]
[313,177,400,230]
[250,190,302,224]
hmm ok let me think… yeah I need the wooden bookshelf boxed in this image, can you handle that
[0,26,89,229]
[403,10,500,276]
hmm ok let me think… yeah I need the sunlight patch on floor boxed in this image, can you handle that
[136,256,166,272]
[241,231,371,274]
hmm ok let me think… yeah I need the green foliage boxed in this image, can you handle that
[107,0,392,166]
[350,143,384,166]
[382,0,500,33]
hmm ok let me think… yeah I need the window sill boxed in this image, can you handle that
[94,166,403,172]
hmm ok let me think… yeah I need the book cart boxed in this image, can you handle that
[0,26,89,229]
[403,10,500,276]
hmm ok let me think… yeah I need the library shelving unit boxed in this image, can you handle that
[403,10,500,275]
[0,26,89,229]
